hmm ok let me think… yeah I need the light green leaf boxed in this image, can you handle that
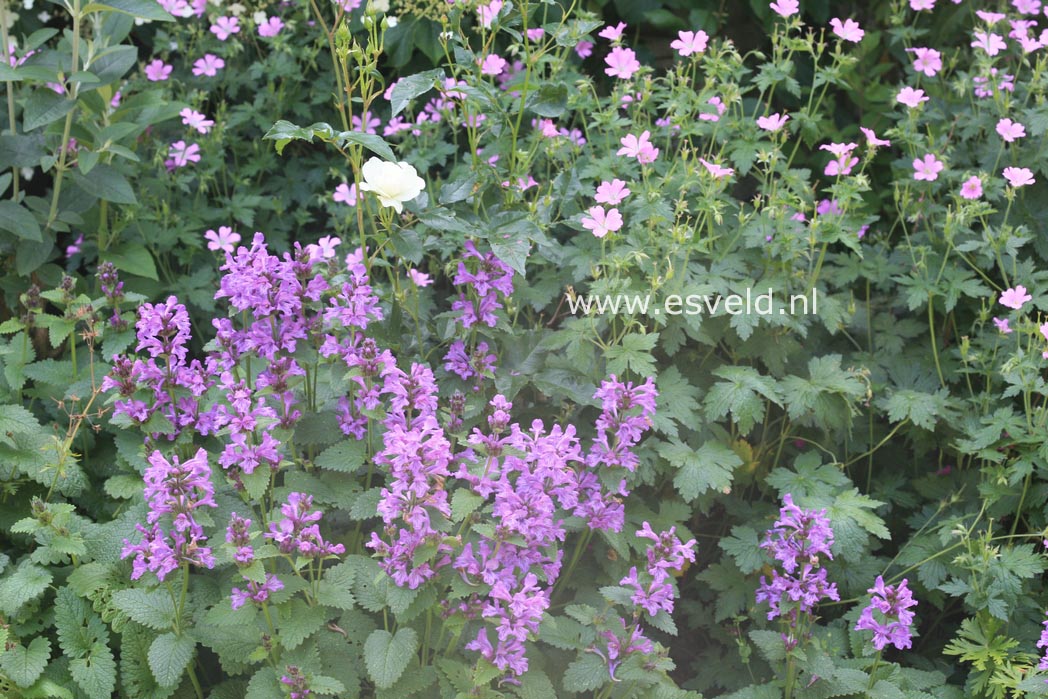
[0,201,42,241]
[147,633,194,688]
[0,636,50,687]
[363,628,418,689]
[111,588,176,630]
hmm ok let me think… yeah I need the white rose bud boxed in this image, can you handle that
[385,15,398,27]
[358,157,425,213]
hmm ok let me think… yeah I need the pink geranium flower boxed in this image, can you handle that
[477,0,502,28]
[166,141,201,170]
[480,53,507,76]
[258,16,284,37]
[144,59,172,81]
[910,0,935,10]
[617,131,659,163]
[334,183,357,205]
[595,179,631,205]
[699,96,727,122]
[408,269,433,287]
[192,54,225,77]
[699,158,734,179]
[306,235,341,261]
[975,11,1006,23]
[896,86,929,108]
[526,28,545,41]
[671,30,709,57]
[581,206,623,238]
[1014,0,1041,14]
[907,47,942,76]
[1000,285,1032,309]
[605,46,640,79]
[599,22,627,41]
[993,317,1012,333]
[996,118,1026,142]
[960,176,982,199]
[209,16,240,41]
[820,142,859,176]
[971,31,1007,55]
[575,40,594,58]
[757,113,789,131]
[912,154,943,181]
[1003,166,1035,187]
[860,126,891,146]
[204,226,240,253]
[769,0,799,17]
[180,108,214,134]
[830,17,864,42]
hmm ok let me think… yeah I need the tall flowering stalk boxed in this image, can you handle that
[755,494,839,698]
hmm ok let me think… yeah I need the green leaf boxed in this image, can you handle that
[562,653,608,693]
[363,628,418,689]
[111,588,176,630]
[515,669,558,699]
[605,332,658,376]
[705,366,782,434]
[749,630,788,663]
[526,82,568,118]
[72,164,137,204]
[719,526,764,574]
[663,439,742,501]
[264,120,397,161]
[315,440,367,473]
[0,561,52,616]
[82,0,174,20]
[23,91,75,132]
[147,633,194,688]
[105,243,158,280]
[389,69,444,117]
[277,599,327,650]
[70,645,117,699]
[451,489,484,522]
[0,201,42,241]
[1,636,50,687]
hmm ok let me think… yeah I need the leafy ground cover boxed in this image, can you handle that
[3,0,1048,697]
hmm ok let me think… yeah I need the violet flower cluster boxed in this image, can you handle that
[120,448,217,581]
[620,522,697,616]
[755,494,840,626]
[854,576,918,651]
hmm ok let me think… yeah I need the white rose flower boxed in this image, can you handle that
[358,157,425,214]
[385,15,398,27]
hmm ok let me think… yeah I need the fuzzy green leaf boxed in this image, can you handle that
[363,628,418,689]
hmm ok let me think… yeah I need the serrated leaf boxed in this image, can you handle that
[277,599,327,650]
[1,636,50,687]
[719,526,764,573]
[0,561,52,616]
[70,643,117,699]
[111,588,176,630]
[147,633,194,688]
[315,440,367,472]
[663,439,742,501]
[562,653,608,693]
[363,628,418,689]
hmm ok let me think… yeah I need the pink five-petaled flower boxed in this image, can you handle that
[993,317,1013,334]
[1015,0,1041,14]
[480,53,507,76]
[575,40,594,58]
[599,21,626,41]
[699,158,734,179]
[334,182,357,205]
[757,112,789,131]
[975,11,1005,24]
[996,118,1026,142]
[912,154,943,181]
[830,17,864,42]
[971,31,1007,56]
[605,46,640,79]
[180,108,214,134]
[896,86,929,108]
[999,285,1032,310]
[910,0,935,10]
[144,59,172,81]
[581,205,623,238]
[204,226,241,253]
[258,16,284,37]
[820,142,859,176]
[477,0,502,28]
[1003,166,1035,187]
[166,141,201,170]
[408,269,433,287]
[907,47,942,76]
[595,179,631,205]
[769,0,799,17]
[617,131,659,164]
[192,54,225,77]
[210,16,240,41]
[960,176,983,199]
[671,30,709,57]
[860,126,891,147]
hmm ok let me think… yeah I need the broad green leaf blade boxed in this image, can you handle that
[0,201,43,241]
[82,0,174,21]
[389,68,444,117]
[71,164,137,204]
[363,628,418,689]
[148,633,195,688]
[0,636,50,687]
